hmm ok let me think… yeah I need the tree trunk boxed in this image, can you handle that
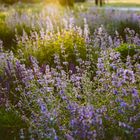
[95,0,98,6]
[100,0,102,6]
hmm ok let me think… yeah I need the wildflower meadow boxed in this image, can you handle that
[0,0,140,140]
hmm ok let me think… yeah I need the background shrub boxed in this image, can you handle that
[21,0,42,3]
[0,24,15,50]
[115,43,140,62]
[116,20,140,41]
[75,0,86,2]
[58,0,74,7]
[16,29,87,66]
[0,0,18,4]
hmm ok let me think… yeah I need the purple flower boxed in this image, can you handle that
[132,88,138,97]
[40,104,46,113]
[110,64,117,70]
[122,88,127,96]
[54,136,59,140]
[123,69,135,83]
[69,63,76,74]
[118,109,124,114]
[97,58,104,70]
[113,89,118,95]
[120,101,127,108]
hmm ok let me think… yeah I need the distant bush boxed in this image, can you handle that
[58,0,74,7]
[75,0,86,2]
[21,0,42,3]
[0,0,18,4]
[115,43,140,62]
[116,20,140,41]
[16,29,87,66]
[0,24,15,50]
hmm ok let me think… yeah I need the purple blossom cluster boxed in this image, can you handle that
[4,5,140,38]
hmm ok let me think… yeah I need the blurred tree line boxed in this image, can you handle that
[0,0,41,4]
[95,0,105,6]
[0,0,105,7]
[0,0,86,5]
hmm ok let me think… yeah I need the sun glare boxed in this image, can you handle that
[44,4,60,16]
[44,0,59,5]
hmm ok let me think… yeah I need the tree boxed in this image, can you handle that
[95,0,105,6]
[58,0,74,7]
[75,0,86,2]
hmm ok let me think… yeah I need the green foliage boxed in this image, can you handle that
[0,0,18,4]
[17,30,87,66]
[107,20,140,40]
[0,107,25,127]
[0,12,15,49]
[75,0,86,2]
[21,0,42,3]
[0,24,15,50]
[58,0,74,7]
[117,20,140,41]
[115,43,140,61]
[0,107,28,139]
